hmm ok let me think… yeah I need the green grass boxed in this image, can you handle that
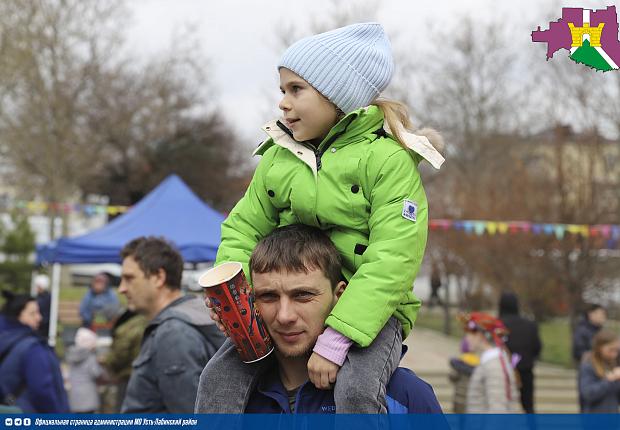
[539,319,571,367]
[58,286,88,301]
[415,309,574,368]
[59,286,126,305]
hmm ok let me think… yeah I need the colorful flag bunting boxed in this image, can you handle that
[428,219,619,247]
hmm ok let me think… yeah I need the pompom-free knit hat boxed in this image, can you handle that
[33,274,50,291]
[278,22,394,114]
[75,327,98,350]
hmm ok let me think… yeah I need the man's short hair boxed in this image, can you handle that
[249,224,342,288]
[586,303,606,315]
[121,236,184,290]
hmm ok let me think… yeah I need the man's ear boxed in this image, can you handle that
[334,281,347,300]
[153,268,167,289]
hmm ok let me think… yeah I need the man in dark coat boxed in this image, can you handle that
[572,304,607,365]
[572,303,607,412]
[498,292,542,413]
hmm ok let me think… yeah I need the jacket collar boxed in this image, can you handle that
[254,365,334,413]
[255,105,444,170]
[255,120,319,177]
[480,347,502,365]
[148,294,191,327]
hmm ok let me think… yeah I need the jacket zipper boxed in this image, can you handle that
[275,119,352,173]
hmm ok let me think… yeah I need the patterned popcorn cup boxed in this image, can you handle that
[199,262,274,363]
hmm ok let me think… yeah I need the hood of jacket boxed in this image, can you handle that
[65,346,92,364]
[498,292,520,317]
[149,294,215,330]
[0,317,39,352]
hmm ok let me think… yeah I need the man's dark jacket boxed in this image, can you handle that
[572,318,602,364]
[245,365,443,414]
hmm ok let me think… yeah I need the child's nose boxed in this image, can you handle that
[278,95,291,112]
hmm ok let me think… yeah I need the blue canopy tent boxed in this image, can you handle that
[37,174,225,264]
[37,174,226,345]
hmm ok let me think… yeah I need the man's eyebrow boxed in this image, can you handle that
[254,287,278,294]
[287,286,321,294]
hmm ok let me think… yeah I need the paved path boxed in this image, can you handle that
[401,326,575,375]
[401,327,460,371]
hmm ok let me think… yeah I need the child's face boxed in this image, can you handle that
[601,340,620,363]
[465,331,485,353]
[278,68,339,143]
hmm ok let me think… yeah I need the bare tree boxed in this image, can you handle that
[0,0,249,233]
[404,12,620,329]
[0,0,127,237]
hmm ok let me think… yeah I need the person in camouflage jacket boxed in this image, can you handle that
[104,310,147,411]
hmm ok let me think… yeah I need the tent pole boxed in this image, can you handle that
[48,263,61,347]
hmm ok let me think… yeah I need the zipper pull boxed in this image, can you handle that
[315,151,322,171]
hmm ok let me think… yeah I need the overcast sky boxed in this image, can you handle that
[124,0,614,147]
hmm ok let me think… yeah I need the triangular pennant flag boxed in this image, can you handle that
[600,225,611,238]
[554,225,566,239]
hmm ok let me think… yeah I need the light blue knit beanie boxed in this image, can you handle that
[278,22,394,114]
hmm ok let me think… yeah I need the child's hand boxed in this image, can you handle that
[308,352,340,390]
[204,296,228,335]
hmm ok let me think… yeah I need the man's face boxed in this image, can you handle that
[253,267,345,359]
[92,276,107,294]
[589,308,607,326]
[119,256,159,316]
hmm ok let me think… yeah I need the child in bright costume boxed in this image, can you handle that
[461,312,519,413]
[198,22,444,413]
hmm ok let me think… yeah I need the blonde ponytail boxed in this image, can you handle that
[372,99,445,155]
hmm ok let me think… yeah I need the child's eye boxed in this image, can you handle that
[291,85,302,93]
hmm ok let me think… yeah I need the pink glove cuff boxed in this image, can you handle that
[313,327,353,366]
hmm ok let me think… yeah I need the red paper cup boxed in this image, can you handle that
[199,262,274,363]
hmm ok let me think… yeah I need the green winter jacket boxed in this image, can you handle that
[216,105,442,347]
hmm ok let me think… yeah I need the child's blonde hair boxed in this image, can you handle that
[590,329,620,378]
[372,98,445,155]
